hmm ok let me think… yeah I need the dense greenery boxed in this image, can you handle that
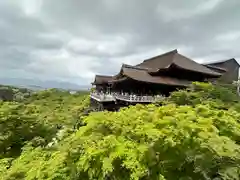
[0,89,89,159]
[0,85,31,101]
[0,83,240,180]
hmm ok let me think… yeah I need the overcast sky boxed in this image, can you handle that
[0,0,240,85]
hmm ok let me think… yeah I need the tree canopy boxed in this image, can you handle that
[0,83,240,180]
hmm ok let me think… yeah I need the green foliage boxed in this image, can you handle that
[1,145,71,180]
[23,89,90,128]
[1,83,240,180]
[168,82,240,108]
[3,104,240,179]
[0,158,13,175]
[0,85,32,101]
[0,87,90,159]
[0,102,56,158]
[59,104,240,180]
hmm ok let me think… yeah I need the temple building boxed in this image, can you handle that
[90,49,239,111]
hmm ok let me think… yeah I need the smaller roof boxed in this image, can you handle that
[203,64,227,72]
[203,58,240,67]
[108,77,128,83]
[92,75,113,85]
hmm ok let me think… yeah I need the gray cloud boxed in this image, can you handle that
[0,0,239,86]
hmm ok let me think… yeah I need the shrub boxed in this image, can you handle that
[168,82,240,108]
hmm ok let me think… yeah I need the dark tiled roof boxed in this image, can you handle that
[92,50,227,86]
[121,65,191,87]
[93,64,191,87]
[92,75,113,85]
[137,49,221,77]
[203,65,227,72]
[136,50,176,71]
[108,77,128,83]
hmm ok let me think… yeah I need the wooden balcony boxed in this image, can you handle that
[90,92,165,103]
[115,94,164,103]
[90,92,116,102]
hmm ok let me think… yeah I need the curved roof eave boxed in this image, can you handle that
[171,62,222,77]
[122,67,191,87]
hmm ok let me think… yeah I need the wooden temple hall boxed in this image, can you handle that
[90,49,239,111]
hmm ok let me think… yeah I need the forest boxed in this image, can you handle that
[0,82,239,180]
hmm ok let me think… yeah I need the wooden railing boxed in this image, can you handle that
[90,92,115,102]
[90,92,165,103]
[115,94,164,102]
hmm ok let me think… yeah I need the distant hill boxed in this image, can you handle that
[0,78,90,91]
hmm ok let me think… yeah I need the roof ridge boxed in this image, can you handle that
[171,50,179,64]
[203,58,239,66]
[96,75,113,77]
[172,52,199,63]
[143,49,178,62]
[122,63,149,71]
[204,64,227,72]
